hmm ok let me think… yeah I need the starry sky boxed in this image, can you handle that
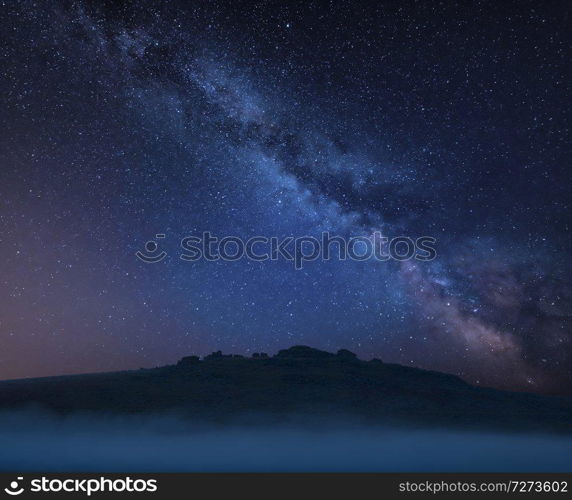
[1,0,570,393]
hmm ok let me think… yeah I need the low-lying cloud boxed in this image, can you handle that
[0,410,571,472]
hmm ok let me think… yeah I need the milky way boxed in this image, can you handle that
[1,0,570,393]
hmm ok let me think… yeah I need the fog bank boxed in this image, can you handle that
[0,411,570,472]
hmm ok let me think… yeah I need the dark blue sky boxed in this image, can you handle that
[1,0,570,393]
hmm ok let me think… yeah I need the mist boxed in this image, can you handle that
[0,410,571,472]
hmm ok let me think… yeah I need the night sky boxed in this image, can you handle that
[1,0,570,393]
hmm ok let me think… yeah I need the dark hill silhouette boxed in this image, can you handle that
[0,346,570,433]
